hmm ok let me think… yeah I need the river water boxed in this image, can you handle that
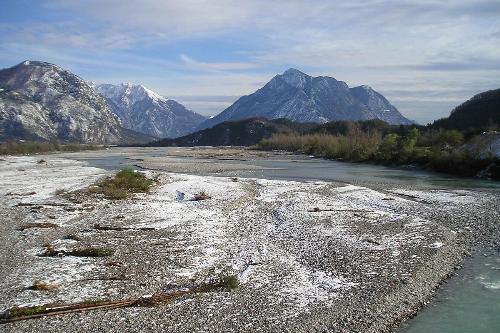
[65,147,500,332]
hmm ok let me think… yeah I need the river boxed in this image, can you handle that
[63,147,500,332]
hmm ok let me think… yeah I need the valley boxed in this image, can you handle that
[1,1,499,332]
[0,147,499,332]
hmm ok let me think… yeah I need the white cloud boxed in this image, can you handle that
[180,54,260,71]
[1,0,499,122]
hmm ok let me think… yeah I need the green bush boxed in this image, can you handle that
[92,169,155,200]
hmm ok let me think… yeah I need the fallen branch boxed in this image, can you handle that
[93,224,156,232]
[18,223,59,231]
[15,202,70,207]
[0,278,237,324]
[77,276,129,282]
[308,207,373,213]
[6,191,36,196]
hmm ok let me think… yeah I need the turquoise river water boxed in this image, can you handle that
[69,148,500,333]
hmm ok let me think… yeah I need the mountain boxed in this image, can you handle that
[198,68,412,130]
[95,83,206,138]
[148,118,301,147]
[432,89,500,131]
[0,61,152,144]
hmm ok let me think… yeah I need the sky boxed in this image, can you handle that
[1,0,499,124]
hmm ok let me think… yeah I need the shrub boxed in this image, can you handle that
[219,275,239,290]
[259,132,380,161]
[256,126,498,178]
[91,169,155,200]
[0,141,104,156]
[69,248,114,257]
[191,191,211,201]
[28,280,60,291]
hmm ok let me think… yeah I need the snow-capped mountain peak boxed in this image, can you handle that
[96,83,168,108]
[198,68,412,130]
[95,83,205,138]
[0,60,150,144]
[140,84,168,103]
[279,68,310,89]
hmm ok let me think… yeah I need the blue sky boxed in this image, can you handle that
[1,0,499,123]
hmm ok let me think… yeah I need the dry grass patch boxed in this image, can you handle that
[28,280,60,291]
[216,275,239,290]
[70,248,114,257]
[90,169,155,200]
[1,305,48,319]
[191,191,211,201]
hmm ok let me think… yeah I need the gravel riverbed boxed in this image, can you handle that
[0,150,499,332]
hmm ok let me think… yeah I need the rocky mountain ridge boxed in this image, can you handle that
[95,83,206,138]
[199,68,412,130]
[0,61,152,144]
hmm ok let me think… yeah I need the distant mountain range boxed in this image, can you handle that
[94,83,205,138]
[0,61,153,144]
[147,85,500,147]
[198,68,412,130]
[432,88,500,131]
[2,61,496,146]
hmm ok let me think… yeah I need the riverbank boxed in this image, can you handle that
[0,141,105,156]
[0,150,499,332]
[257,132,500,180]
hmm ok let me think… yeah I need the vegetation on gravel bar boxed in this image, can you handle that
[191,190,211,201]
[0,141,104,155]
[28,280,60,291]
[258,121,500,179]
[89,169,156,200]
[1,305,47,319]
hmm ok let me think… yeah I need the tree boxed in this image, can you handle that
[377,133,399,161]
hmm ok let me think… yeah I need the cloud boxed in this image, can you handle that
[49,0,257,40]
[170,96,238,116]
[180,55,260,71]
[1,0,499,123]
[3,22,145,49]
[171,95,240,103]
[410,60,500,72]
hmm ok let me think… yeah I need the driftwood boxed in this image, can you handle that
[6,191,36,196]
[93,224,156,232]
[77,276,129,282]
[17,223,59,231]
[0,283,227,324]
[308,207,373,213]
[15,202,69,207]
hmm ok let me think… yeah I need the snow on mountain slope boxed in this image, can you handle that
[95,83,206,138]
[0,61,148,144]
[199,68,412,130]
